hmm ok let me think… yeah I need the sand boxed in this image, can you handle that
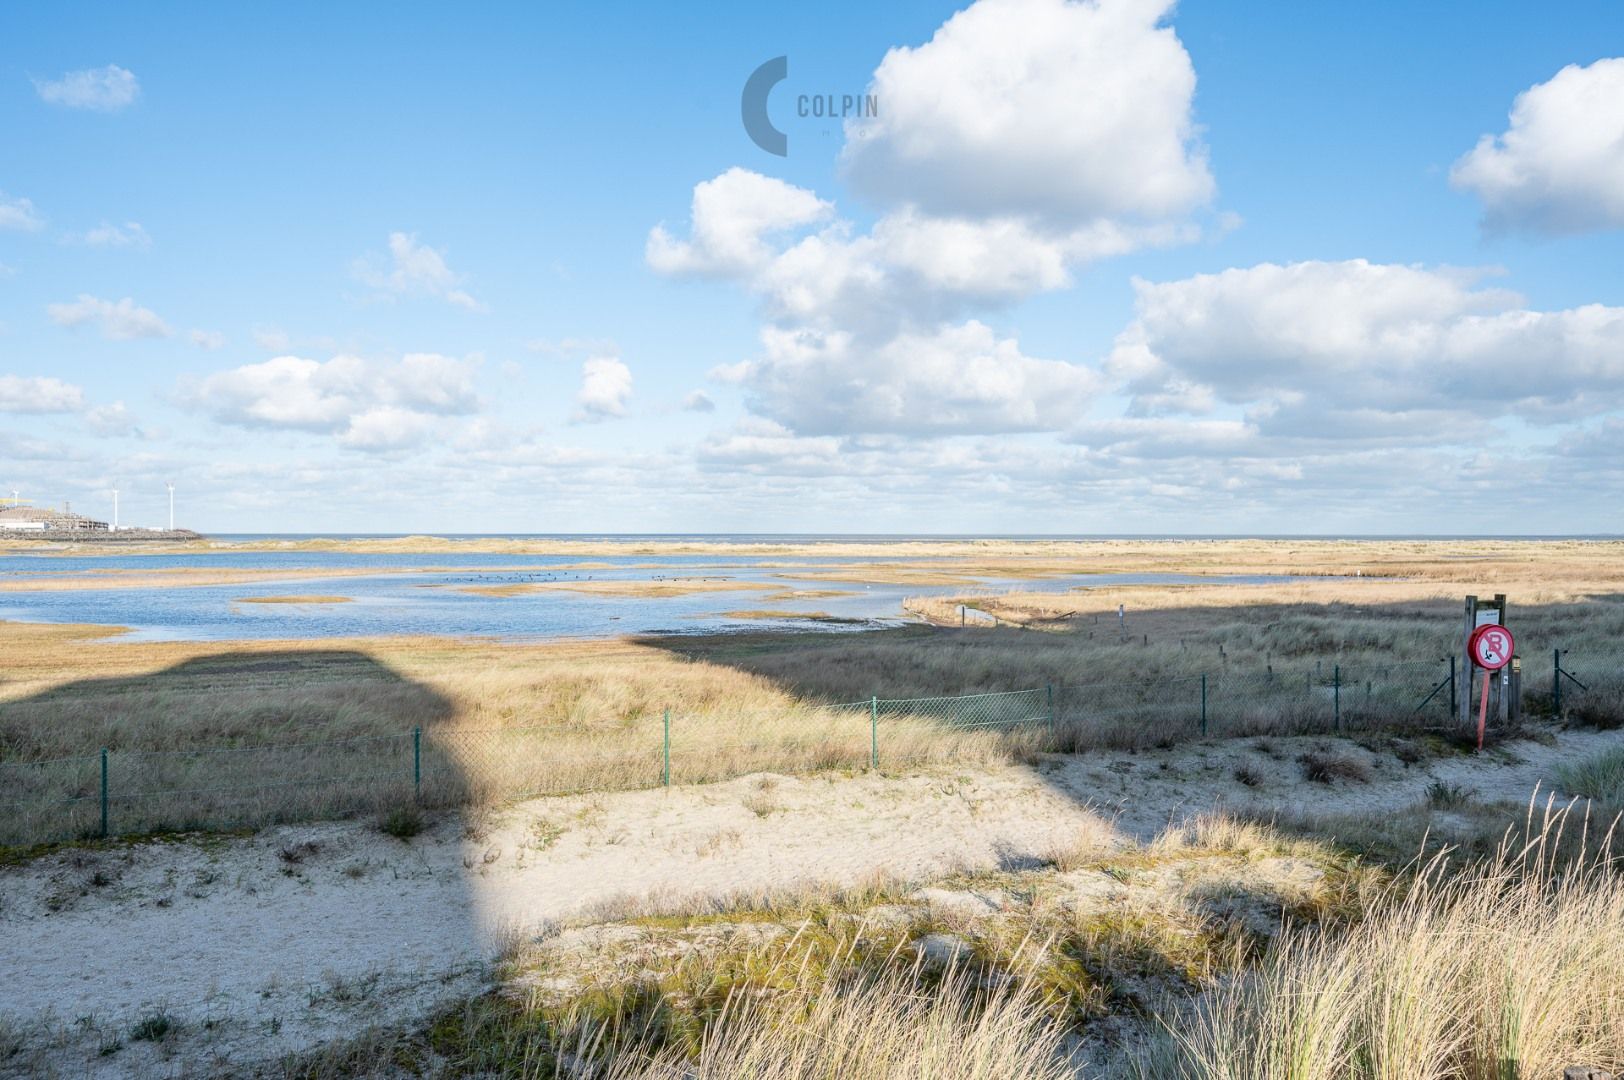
[3,725,1619,1076]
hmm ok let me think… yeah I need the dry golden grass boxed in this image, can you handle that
[4,539,1621,844]
[1142,807,1624,1078]
[280,810,1374,1080]
[234,595,352,605]
[0,621,1037,844]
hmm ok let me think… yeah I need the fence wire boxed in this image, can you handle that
[4,657,1620,848]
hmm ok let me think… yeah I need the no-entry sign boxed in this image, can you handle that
[1469,624,1515,670]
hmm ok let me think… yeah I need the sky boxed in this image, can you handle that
[1,0,1621,535]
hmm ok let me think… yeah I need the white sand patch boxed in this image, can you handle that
[2,725,1620,1075]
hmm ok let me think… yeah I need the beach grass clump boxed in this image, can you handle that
[1138,810,1624,1079]
[378,806,424,840]
[1557,745,1624,807]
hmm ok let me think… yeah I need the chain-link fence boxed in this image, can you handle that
[0,689,1054,847]
[1055,660,1467,748]
[5,655,1620,848]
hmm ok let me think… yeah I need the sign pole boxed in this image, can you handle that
[1467,621,1515,751]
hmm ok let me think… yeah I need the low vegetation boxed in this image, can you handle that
[3,544,1622,845]
[379,806,425,840]
[1140,816,1624,1078]
[262,805,1624,1080]
[276,811,1374,1079]
[1558,745,1624,808]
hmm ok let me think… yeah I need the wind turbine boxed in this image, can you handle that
[166,481,175,531]
[112,486,120,531]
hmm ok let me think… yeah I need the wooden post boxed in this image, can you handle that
[1459,595,1477,734]
[1494,594,1510,727]
[1500,656,1513,724]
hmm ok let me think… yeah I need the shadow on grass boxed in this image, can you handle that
[0,649,454,846]
[631,590,1624,750]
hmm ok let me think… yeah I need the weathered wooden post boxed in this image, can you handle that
[1508,657,1522,725]
[1459,595,1477,733]
[1494,594,1510,727]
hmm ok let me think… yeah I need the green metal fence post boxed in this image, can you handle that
[412,727,421,801]
[1553,649,1562,717]
[1200,674,1207,736]
[99,748,108,839]
[663,709,671,787]
[870,695,879,770]
[1333,665,1341,731]
[1046,683,1055,743]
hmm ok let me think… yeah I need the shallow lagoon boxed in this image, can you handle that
[0,548,1303,641]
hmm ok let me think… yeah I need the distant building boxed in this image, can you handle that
[0,506,110,531]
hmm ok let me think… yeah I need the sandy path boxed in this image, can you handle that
[2,727,1618,1076]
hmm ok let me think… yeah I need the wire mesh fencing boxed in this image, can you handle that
[5,657,1621,849]
[1549,651,1624,729]
[1056,660,1485,749]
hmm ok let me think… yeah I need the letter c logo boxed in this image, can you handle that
[741,55,788,157]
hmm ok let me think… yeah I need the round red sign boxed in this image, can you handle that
[1469,624,1515,670]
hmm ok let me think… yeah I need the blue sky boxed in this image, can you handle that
[2,0,1621,533]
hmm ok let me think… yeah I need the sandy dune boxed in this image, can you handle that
[2,727,1618,1077]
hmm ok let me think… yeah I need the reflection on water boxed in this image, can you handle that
[0,549,1301,642]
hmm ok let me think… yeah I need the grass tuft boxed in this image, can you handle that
[1557,746,1624,807]
[129,1011,176,1043]
[1140,806,1624,1079]
[1299,749,1371,785]
[378,807,424,841]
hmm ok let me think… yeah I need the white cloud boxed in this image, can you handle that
[183,352,482,451]
[1452,58,1624,234]
[46,294,171,339]
[841,0,1213,226]
[0,375,85,413]
[338,407,438,453]
[68,221,151,248]
[1068,417,1256,457]
[253,326,291,351]
[190,329,226,350]
[353,232,486,311]
[651,170,1111,436]
[33,65,140,111]
[681,390,716,413]
[390,352,484,413]
[732,320,1099,436]
[647,168,832,277]
[0,193,44,232]
[573,356,633,421]
[697,418,842,470]
[189,355,364,431]
[1111,260,1624,431]
[647,2,1217,440]
[526,336,618,357]
[85,402,141,437]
